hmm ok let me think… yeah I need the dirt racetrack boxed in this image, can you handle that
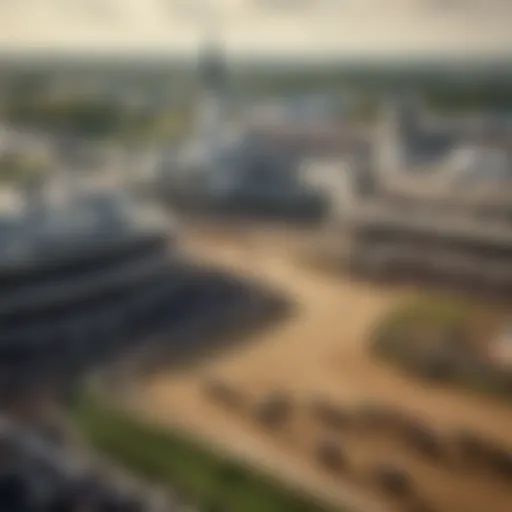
[121,221,512,512]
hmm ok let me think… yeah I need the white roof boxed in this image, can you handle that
[449,145,512,181]
[0,187,172,272]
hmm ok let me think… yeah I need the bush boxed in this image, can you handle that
[308,397,351,431]
[253,392,294,429]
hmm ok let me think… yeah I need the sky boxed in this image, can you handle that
[0,0,511,60]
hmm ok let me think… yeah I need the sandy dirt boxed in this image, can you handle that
[122,221,512,512]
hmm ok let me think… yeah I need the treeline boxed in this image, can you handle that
[425,84,512,112]
[1,97,195,142]
[2,98,131,137]
[2,65,512,139]
[234,64,512,111]
[0,153,49,185]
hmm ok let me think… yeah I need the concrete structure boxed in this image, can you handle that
[374,98,512,202]
[158,40,329,219]
[341,99,512,291]
[0,164,291,408]
[0,413,186,512]
[300,157,358,216]
[0,184,184,359]
[0,174,213,413]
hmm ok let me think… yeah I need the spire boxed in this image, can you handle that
[198,40,227,95]
[197,0,227,96]
[194,0,228,162]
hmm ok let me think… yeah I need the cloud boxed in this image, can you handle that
[0,0,510,58]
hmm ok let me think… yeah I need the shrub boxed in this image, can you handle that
[253,392,294,429]
[314,438,349,474]
[370,462,412,497]
[309,398,351,431]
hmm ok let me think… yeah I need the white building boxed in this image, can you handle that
[372,98,512,213]
[299,157,358,217]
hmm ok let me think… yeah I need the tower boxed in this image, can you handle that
[375,95,419,175]
[195,40,228,159]
[193,0,228,163]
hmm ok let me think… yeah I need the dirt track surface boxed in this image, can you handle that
[123,222,512,512]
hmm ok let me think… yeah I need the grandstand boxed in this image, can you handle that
[0,413,186,511]
[0,177,291,512]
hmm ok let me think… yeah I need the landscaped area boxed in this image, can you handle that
[372,296,512,400]
[75,394,336,512]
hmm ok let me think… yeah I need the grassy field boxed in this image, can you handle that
[372,296,512,400]
[74,395,339,512]
[372,296,478,345]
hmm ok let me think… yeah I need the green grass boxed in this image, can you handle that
[371,297,512,401]
[371,296,480,367]
[373,296,475,345]
[74,395,339,512]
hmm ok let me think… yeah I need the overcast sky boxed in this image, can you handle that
[0,0,510,59]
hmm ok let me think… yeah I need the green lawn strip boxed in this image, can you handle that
[74,395,339,512]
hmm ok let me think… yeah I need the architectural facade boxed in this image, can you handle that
[343,99,512,291]
[158,41,329,219]
[0,189,184,358]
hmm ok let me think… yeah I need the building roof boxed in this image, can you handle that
[349,199,512,249]
[405,132,456,165]
[0,187,172,273]
[248,123,369,157]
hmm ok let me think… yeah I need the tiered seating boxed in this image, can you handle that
[0,415,189,512]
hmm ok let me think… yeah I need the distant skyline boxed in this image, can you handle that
[0,0,511,60]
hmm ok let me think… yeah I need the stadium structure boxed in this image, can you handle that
[0,177,287,406]
[157,37,329,221]
[338,98,512,292]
